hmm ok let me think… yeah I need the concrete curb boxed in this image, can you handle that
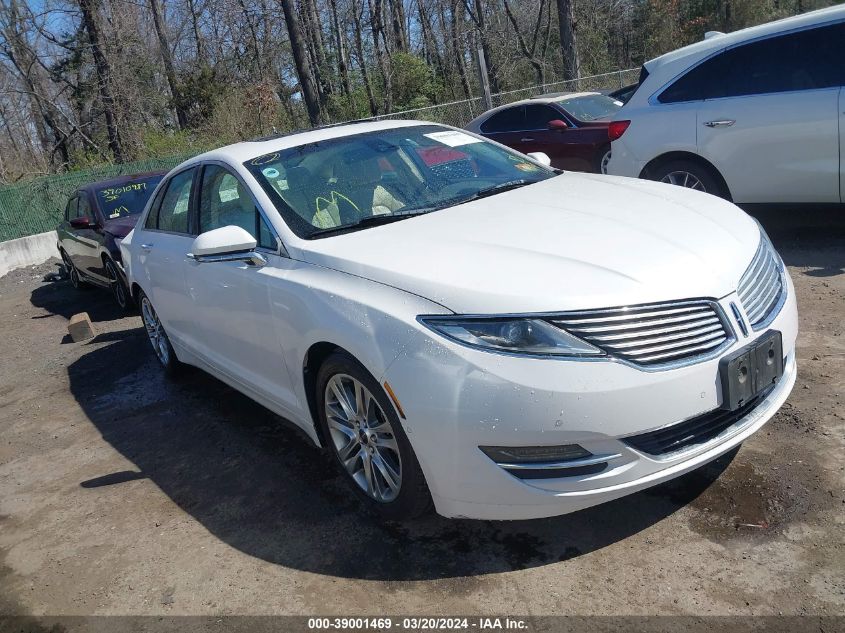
[0,231,58,278]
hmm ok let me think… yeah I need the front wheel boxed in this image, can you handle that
[105,258,132,311]
[316,351,431,520]
[648,159,728,199]
[138,290,182,376]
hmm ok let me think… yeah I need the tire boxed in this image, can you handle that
[316,351,431,520]
[596,146,611,175]
[61,251,88,291]
[138,290,183,376]
[648,159,728,199]
[105,258,132,312]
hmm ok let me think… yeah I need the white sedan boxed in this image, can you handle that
[122,120,797,520]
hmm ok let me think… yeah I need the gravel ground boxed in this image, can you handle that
[0,215,842,618]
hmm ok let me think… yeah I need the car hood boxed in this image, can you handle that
[299,173,760,314]
[102,214,140,238]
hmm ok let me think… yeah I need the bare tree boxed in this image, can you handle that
[280,0,322,125]
[77,0,124,162]
[556,0,580,81]
[149,0,188,128]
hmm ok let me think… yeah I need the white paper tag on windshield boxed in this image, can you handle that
[424,130,482,147]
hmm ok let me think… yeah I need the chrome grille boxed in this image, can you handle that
[737,237,784,329]
[550,300,732,367]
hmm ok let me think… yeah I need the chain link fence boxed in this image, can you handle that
[0,155,193,242]
[346,68,639,127]
[0,68,638,243]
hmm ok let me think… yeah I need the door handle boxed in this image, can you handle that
[140,243,154,252]
[703,119,735,128]
[521,137,535,142]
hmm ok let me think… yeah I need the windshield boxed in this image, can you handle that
[243,124,555,238]
[556,94,622,121]
[96,176,163,219]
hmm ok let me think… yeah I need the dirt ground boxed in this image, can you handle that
[0,212,843,618]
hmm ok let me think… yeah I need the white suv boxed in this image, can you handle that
[607,6,844,204]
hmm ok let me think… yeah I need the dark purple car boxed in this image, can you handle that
[57,172,165,309]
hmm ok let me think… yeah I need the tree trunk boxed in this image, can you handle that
[279,0,322,125]
[186,0,204,60]
[389,0,408,52]
[351,0,378,115]
[369,0,392,112]
[503,0,546,85]
[302,0,333,100]
[328,0,353,96]
[447,0,472,100]
[77,0,124,162]
[555,0,580,82]
[417,0,444,80]
[470,0,500,92]
[149,0,187,128]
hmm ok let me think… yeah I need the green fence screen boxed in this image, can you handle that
[0,154,196,243]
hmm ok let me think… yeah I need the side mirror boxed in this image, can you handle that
[69,216,93,229]
[188,225,266,267]
[548,119,568,131]
[526,152,552,167]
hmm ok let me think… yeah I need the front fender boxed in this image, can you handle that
[261,259,451,431]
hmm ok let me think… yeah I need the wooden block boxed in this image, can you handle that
[68,312,95,342]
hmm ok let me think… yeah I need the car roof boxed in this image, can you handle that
[528,91,601,103]
[644,4,845,77]
[464,93,604,129]
[79,171,167,193]
[185,119,431,166]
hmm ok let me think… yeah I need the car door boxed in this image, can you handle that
[74,193,104,278]
[58,195,79,264]
[522,103,594,171]
[693,22,843,203]
[133,167,198,351]
[183,162,298,413]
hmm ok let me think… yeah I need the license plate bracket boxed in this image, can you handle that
[719,330,783,411]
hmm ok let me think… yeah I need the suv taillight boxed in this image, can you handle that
[608,120,631,142]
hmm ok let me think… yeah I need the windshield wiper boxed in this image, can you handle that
[308,210,429,238]
[454,180,535,205]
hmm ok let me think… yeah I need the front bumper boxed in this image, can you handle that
[383,279,798,520]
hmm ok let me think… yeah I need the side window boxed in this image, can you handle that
[714,23,844,98]
[524,105,563,130]
[64,196,78,221]
[660,22,845,103]
[155,168,195,233]
[198,164,275,249]
[480,106,525,133]
[658,56,721,103]
[77,195,93,220]
[143,184,167,230]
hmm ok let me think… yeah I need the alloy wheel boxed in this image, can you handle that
[62,253,81,289]
[105,261,126,308]
[600,150,611,175]
[660,170,706,191]
[324,374,402,502]
[140,296,170,366]
[69,266,80,289]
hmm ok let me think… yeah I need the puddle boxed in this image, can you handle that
[684,460,805,541]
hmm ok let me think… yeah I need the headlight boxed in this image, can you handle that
[419,316,603,357]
